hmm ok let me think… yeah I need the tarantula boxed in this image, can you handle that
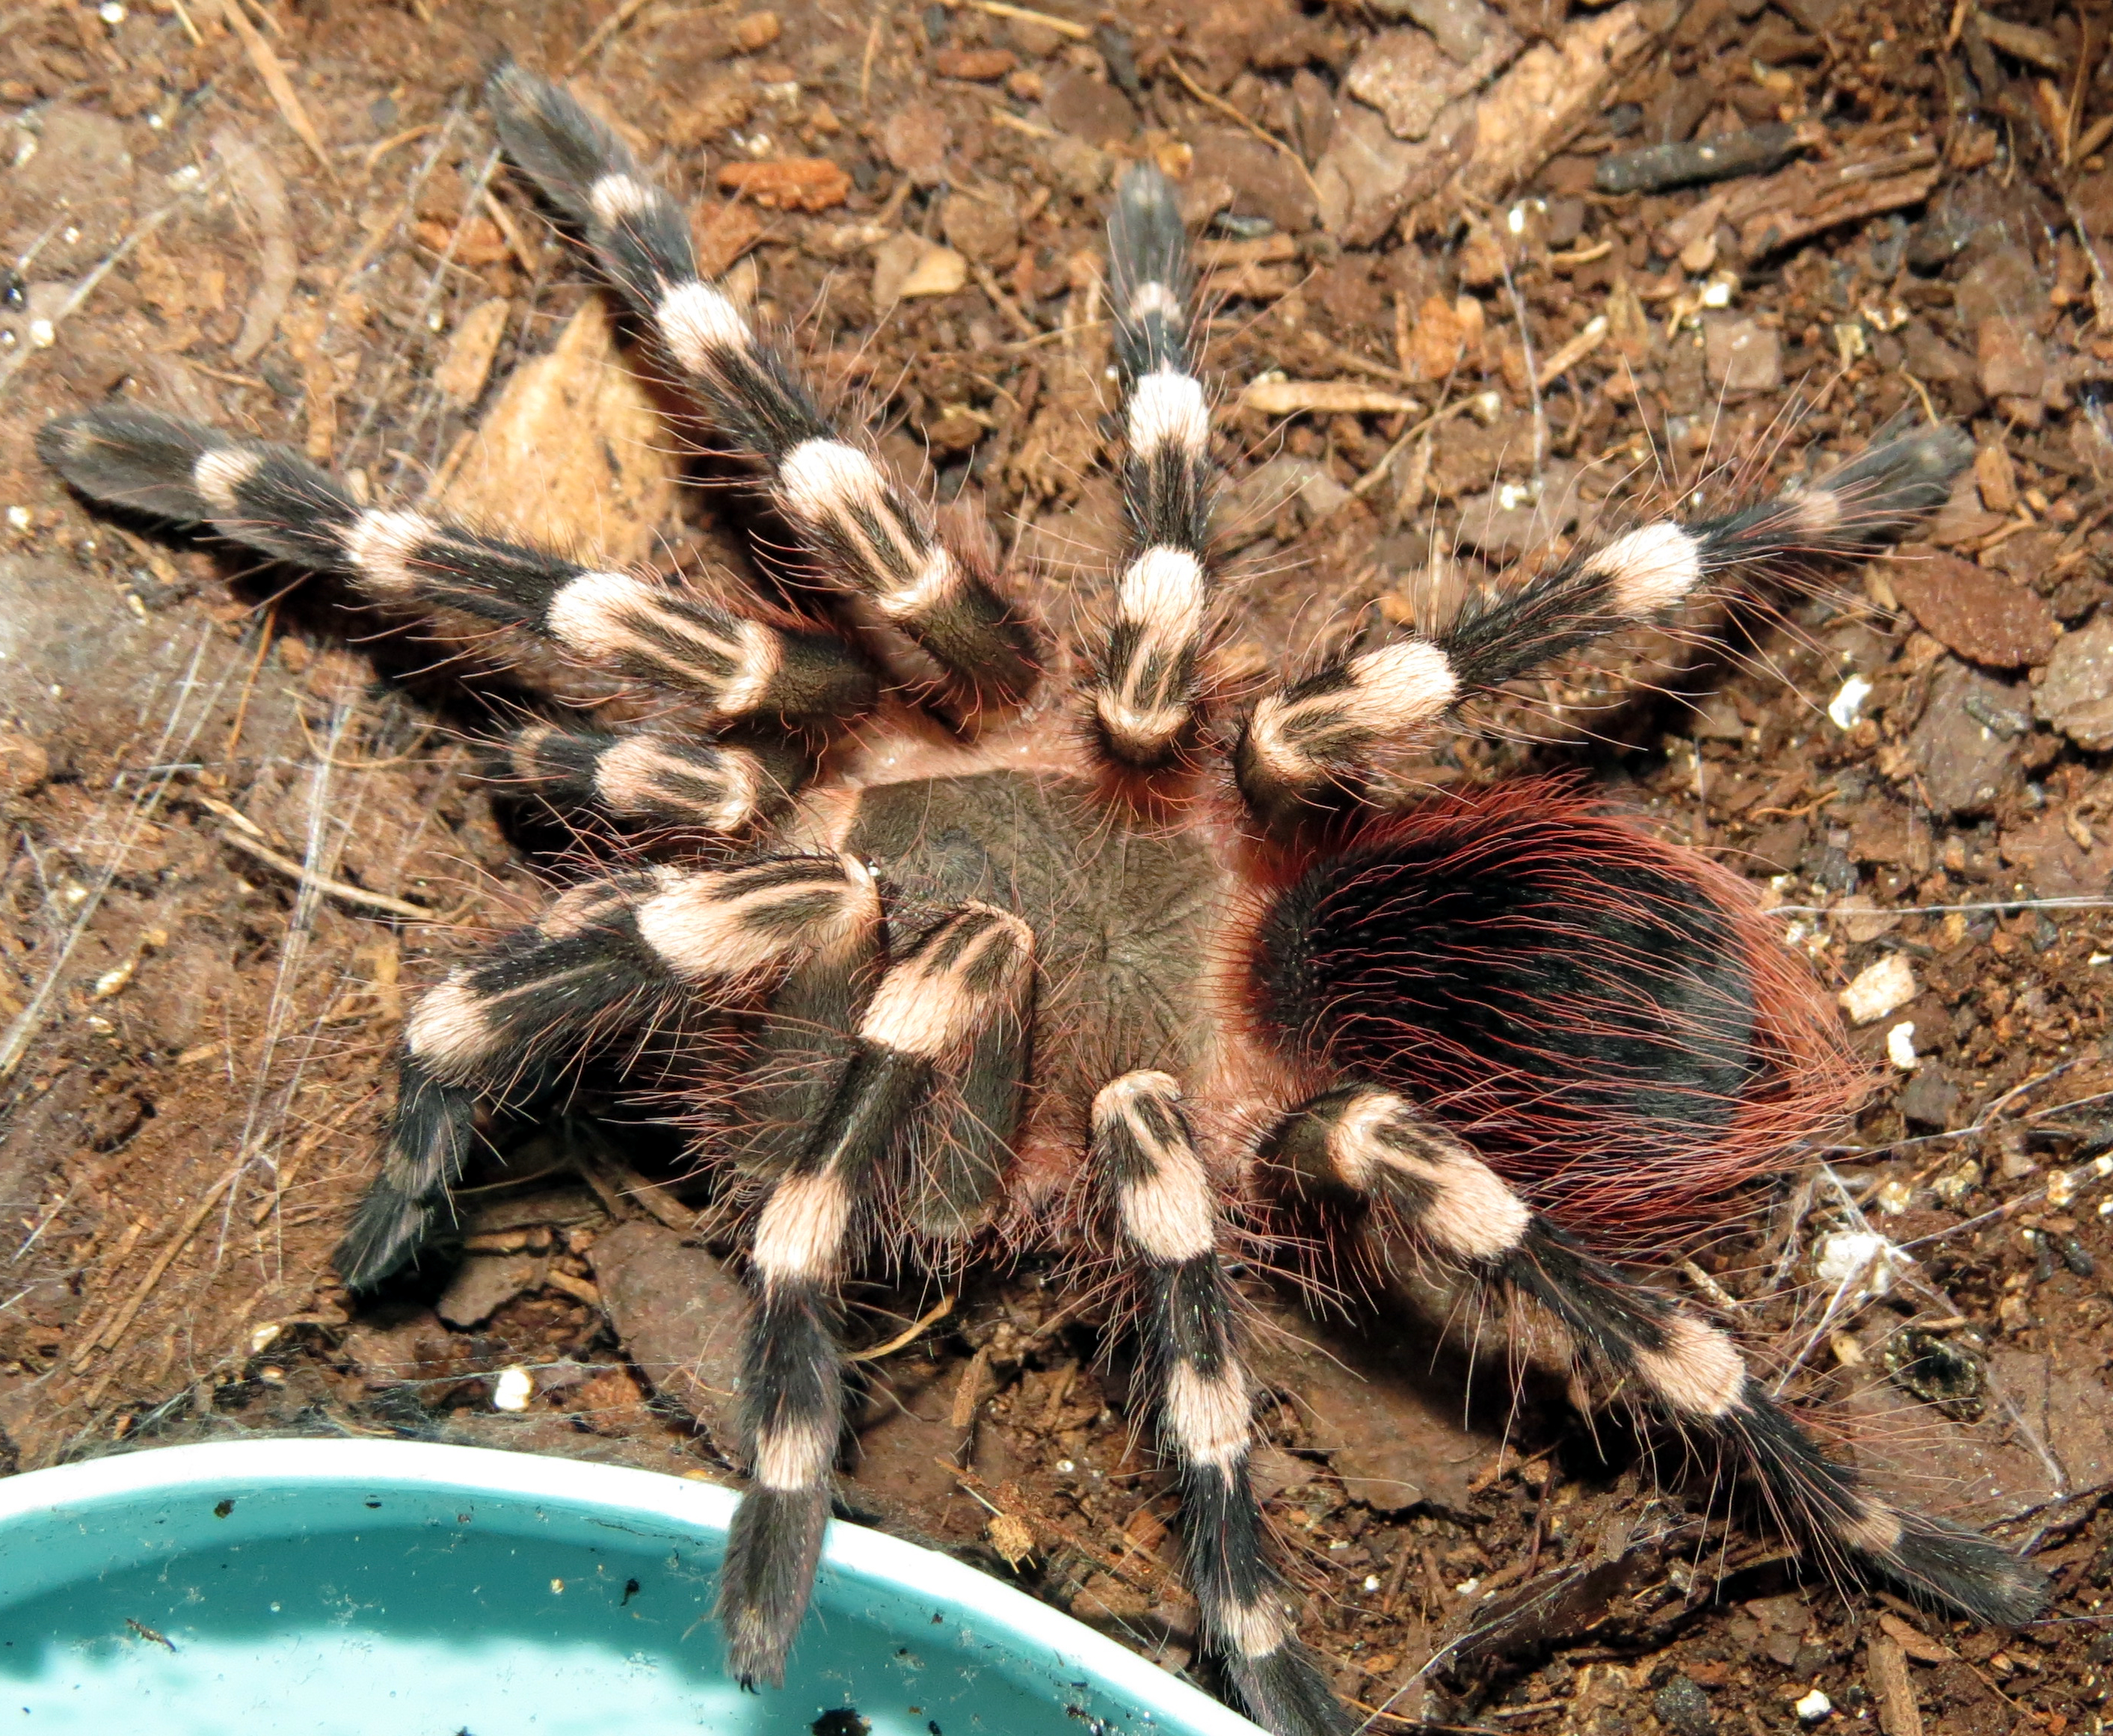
[40,62,2044,1736]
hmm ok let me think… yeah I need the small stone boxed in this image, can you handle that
[437,1252,544,1328]
[491,1365,535,1412]
[1903,660,2028,817]
[880,103,952,185]
[1794,1688,1833,1723]
[934,46,1016,80]
[1841,953,1918,1025]
[1886,550,2057,669]
[732,10,781,51]
[588,1220,749,1442]
[713,158,851,212]
[1974,443,2017,514]
[1975,316,2046,402]
[939,187,1019,263]
[0,731,49,798]
[1345,25,1518,143]
[1653,1673,1716,1736]
[1813,1230,1904,1297]
[1886,1021,1919,1071]
[873,233,967,304]
[1045,70,1139,145]
[1897,1064,1963,1130]
[1827,673,1872,727]
[1370,0,1505,64]
[1832,894,1901,943]
[2033,613,2113,751]
[1703,316,1782,394]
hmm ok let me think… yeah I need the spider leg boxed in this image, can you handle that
[37,407,878,726]
[495,721,808,839]
[1233,426,1972,828]
[1085,167,1217,769]
[1266,1086,2050,1627]
[1092,1071,1347,1736]
[722,902,1034,1684]
[336,854,882,1287]
[485,61,1040,716]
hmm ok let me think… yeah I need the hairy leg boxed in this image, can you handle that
[487,61,1039,717]
[1084,167,1219,769]
[39,407,878,725]
[1234,428,1971,828]
[337,855,880,1286]
[1266,1086,2048,1624]
[1092,1071,1347,1736]
[720,902,1035,1684]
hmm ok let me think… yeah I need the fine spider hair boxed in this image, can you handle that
[38,63,2045,1736]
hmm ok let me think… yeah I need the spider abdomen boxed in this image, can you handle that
[1254,778,1863,1234]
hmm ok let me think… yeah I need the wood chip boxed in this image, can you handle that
[987,1510,1037,1566]
[714,158,851,212]
[1866,1632,1923,1736]
[1974,12,2066,72]
[692,200,765,280]
[436,298,678,569]
[1724,144,1942,258]
[1878,1612,1957,1663]
[212,128,296,366]
[212,0,330,174]
[433,297,511,406]
[1243,379,1419,416]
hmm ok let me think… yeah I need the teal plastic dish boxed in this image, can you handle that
[0,1438,1259,1735]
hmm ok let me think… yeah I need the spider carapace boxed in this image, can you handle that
[40,61,2045,1736]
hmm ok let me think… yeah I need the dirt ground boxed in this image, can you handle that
[2,0,2112,1729]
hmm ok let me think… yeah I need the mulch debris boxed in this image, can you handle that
[1,0,2112,1728]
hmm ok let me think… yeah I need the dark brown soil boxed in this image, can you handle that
[2,0,2111,1730]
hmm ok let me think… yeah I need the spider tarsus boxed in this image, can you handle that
[332,1058,476,1289]
[1227,1640,1356,1736]
[1880,1512,2050,1628]
[1807,422,1974,542]
[38,406,230,525]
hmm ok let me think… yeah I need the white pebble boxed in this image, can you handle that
[1886,1021,1919,1071]
[1813,1229,1905,1299]
[1362,1575,1382,1592]
[1827,673,1873,728]
[27,318,54,349]
[6,506,29,530]
[492,1365,534,1412]
[1840,953,1917,1025]
[1794,1687,1833,1722]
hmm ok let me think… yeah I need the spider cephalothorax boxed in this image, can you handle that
[40,63,2043,1736]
